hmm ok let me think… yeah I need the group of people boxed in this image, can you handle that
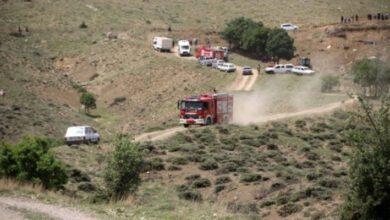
[340,15,359,23]
[367,13,389,21]
[340,13,389,24]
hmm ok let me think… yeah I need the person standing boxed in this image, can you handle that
[355,14,359,22]
[341,16,344,23]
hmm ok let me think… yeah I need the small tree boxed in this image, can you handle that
[242,26,270,57]
[341,96,390,219]
[220,17,260,49]
[352,58,390,97]
[321,75,340,92]
[265,29,295,62]
[80,92,96,113]
[104,135,144,200]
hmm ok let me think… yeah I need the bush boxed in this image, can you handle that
[321,75,340,92]
[214,184,226,193]
[227,202,259,214]
[277,203,303,217]
[170,156,188,165]
[0,137,68,189]
[240,173,262,183]
[167,165,181,171]
[104,136,144,200]
[144,157,165,171]
[192,178,211,188]
[178,190,202,202]
[185,174,201,181]
[199,159,218,170]
[215,176,231,185]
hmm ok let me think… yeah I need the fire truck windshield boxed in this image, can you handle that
[181,101,208,109]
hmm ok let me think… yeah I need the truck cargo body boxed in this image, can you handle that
[153,37,173,52]
[179,93,233,127]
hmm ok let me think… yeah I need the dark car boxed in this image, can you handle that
[242,66,253,75]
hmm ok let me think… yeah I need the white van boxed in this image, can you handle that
[153,37,173,52]
[178,40,191,56]
[64,126,100,145]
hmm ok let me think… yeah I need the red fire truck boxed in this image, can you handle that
[178,93,233,127]
[195,46,228,60]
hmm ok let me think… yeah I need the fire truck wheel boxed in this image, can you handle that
[184,124,190,128]
[206,117,212,125]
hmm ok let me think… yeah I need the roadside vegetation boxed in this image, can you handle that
[221,17,295,62]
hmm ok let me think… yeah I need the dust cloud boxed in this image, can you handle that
[232,74,333,125]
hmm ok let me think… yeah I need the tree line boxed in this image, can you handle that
[221,17,295,62]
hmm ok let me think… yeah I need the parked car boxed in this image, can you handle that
[292,66,315,75]
[242,66,253,75]
[212,59,225,69]
[219,63,236,72]
[199,56,213,66]
[64,126,100,145]
[265,64,294,74]
[280,23,299,31]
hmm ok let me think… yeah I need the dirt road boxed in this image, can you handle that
[229,66,259,91]
[134,98,356,142]
[0,196,96,220]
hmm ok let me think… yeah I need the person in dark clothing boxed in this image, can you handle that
[355,14,358,22]
[377,13,381,19]
[368,14,372,20]
[381,14,385,20]
[341,16,344,23]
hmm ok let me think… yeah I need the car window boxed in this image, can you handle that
[276,66,280,69]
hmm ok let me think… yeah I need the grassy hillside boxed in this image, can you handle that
[41,111,351,219]
[1,0,388,141]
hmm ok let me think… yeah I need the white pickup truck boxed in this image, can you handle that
[265,64,294,74]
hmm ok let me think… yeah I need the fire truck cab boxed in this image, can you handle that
[178,93,233,127]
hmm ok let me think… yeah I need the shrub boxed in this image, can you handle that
[104,136,144,200]
[167,165,181,171]
[306,172,319,181]
[215,176,231,185]
[240,173,262,183]
[295,119,306,128]
[227,202,259,214]
[0,137,68,189]
[77,182,96,192]
[144,157,165,171]
[214,184,226,193]
[260,200,275,207]
[170,156,188,165]
[192,178,211,188]
[277,203,303,217]
[319,178,339,188]
[178,190,202,202]
[79,21,88,28]
[185,174,201,181]
[199,159,218,170]
[321,75,340,92]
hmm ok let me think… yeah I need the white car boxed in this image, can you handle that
[280,23,299,31]
[292,66,315,75]
[64,126,100,145]
[212,59,224,69]
[219,63,236,72]
[265,64,294,74]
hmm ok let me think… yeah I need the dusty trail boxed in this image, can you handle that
[134,41,260,142]
[0,196,96,220]
[247,98,356,124]
[134,98,356,142]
